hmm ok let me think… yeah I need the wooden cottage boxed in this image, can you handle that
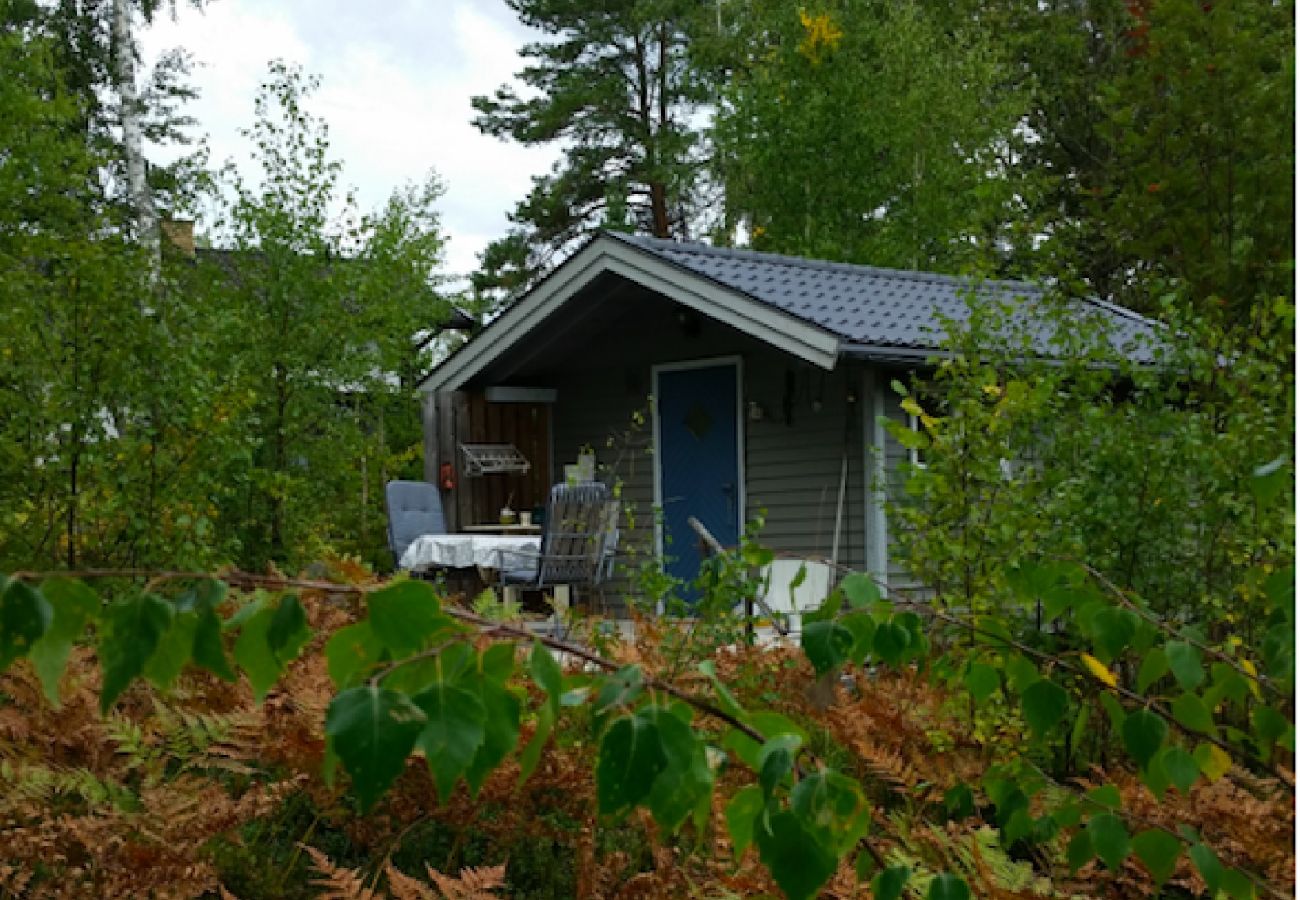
[417,232,1158,601]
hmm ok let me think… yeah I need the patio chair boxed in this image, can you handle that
[498,482,613,606]
[385,480,448,570]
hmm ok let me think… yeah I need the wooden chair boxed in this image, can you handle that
[498,482,613,609]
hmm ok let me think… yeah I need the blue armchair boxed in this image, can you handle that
[385,480,448,570]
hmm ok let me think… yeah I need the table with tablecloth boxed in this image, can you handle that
[399,533,540,573]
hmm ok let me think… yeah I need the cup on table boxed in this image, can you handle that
[519,511,533,527]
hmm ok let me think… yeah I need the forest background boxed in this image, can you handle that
[0,0,1293,898]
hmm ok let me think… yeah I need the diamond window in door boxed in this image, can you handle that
[683,403,712,440]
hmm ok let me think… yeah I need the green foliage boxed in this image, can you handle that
[706,0,1024,272]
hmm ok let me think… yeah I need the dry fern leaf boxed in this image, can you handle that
[302,844,378,900]
[384,864,437,900]
[425,862,507,899]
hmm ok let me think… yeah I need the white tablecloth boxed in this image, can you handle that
[400,534,540,572]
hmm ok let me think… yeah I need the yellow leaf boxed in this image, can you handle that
[1240,659,1263,700]
[1081,653,1118,688]
[1196,743,1232,783]
[982,383,1002,397]
[900,397,923,418]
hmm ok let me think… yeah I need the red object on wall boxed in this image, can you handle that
[439,462,456,491]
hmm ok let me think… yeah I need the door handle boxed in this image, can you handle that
[721,483,736,516]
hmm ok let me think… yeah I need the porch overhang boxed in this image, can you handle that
[418,234,843,395]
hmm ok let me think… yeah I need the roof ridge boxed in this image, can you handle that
[610,231,1044,296]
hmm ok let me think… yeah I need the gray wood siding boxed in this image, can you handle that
[544,309,867,606]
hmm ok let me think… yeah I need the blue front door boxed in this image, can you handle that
[656,361,741,601]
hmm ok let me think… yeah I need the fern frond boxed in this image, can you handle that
[385,864,437,900]
[303,844,378,900]
[425,862,507,899]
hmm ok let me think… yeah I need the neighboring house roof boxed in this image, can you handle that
[419,230,1162,393]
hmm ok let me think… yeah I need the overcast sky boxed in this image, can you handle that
[140,0,557,283]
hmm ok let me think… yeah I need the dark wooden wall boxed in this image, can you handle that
[438,391,551,530]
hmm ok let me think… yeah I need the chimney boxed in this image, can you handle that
[161,218,195,257]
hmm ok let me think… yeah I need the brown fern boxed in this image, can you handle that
[302,844,378,900]
[424,863,507,899]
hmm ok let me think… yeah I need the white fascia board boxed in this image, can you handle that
[419,236,843,394]
[597,242,842,370]
[418,239,614,394]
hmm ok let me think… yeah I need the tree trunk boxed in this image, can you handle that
[111,0,159,283]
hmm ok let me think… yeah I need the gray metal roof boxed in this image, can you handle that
[610,232,1162,363]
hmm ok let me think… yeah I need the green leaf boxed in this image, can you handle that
[596,713,667,816]
[724,785,764,862]
[1090,608,1137,662]
[231,600,306,707]
[754,809,839,900]
[413,680,487,801]
[1250,455,1289,504]
[1220,867,1257,899]
[644,707,713,833]
[699,660,746,720]
[1251,706,1293,758]
[1159,746,1200,795]
[1021,679,1069,738]
[1086,783,1122,810]
[790,769,871,857]
[927,873,970,900]
[1066,829,1093,872]
[1188,843,1224,896]
[839,612,876,665]
[480,642,516,683]
[594,665,643,714]
[518,702,553,784]
[840,572,881,608]
[29,578,98,704]
[266,594,311,662]
[325,621,386,689]
[748,710,808,744]
[1171,692,1216,735]
[325,685,427,810]
[1122,708,1168,770]
[367,581,450,654]
[757,733,801,800]
[801,620,854,676]
[1004,653,1040,694]
[964,662,1001,704]
[1099,692,1127,731]
[1264,566,1294,611]
[144,612,198,691]
[1137,647,1170,693]
[1086,812,1130,872]
[0,579,53,673]
[1165,641,1205,691]
[529,642,563,719]
[192,603,236,682]
[99,594,174,712]
[944,783,975,820]
[464,678,521,797]
[1193,742,1233,782]
[1132,829,1181,886]
[872,620,911,666]
[871,865,912,900]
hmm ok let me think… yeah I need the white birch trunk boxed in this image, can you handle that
[111,0,160,284]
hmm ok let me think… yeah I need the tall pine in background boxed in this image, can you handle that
[471,0,711,297]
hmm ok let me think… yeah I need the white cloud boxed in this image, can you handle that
[139,0,557,285]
